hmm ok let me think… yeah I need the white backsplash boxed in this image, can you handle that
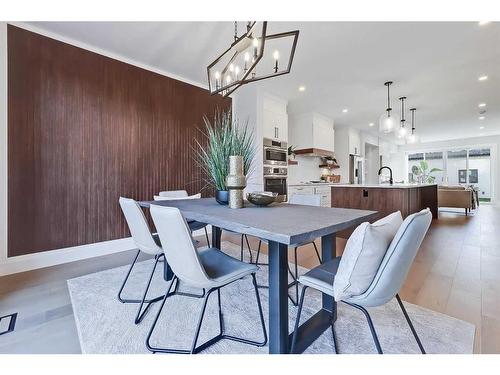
[287,155,324,184]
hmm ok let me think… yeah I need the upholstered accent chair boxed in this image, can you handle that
[291,209,432,354]
[438,185,473,215]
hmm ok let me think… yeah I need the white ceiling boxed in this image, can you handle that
[26,21,500,143]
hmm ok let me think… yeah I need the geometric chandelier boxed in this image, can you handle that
[207,21,299,97]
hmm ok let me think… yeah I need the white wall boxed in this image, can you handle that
[400,135,500,205]
[287,156,323,184]
[333,127,351,183]
[232,85,263,193]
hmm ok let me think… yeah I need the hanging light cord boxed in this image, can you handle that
[234,21,238,41]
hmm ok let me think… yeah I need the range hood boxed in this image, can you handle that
[294,148,335,158]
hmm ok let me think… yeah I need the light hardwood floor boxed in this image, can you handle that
[1,205,499,353]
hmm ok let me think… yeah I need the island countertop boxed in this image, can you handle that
[331,183,437,189]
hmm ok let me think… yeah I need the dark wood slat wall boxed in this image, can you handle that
[7,25,231,257]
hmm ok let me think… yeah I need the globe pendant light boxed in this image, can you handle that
[397,96,407,138]
[379,81,399,133]
[407,108,419,143]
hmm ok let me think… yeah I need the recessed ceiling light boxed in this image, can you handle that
[478,75,488,81]
[298,86,306,92]
[478,103,486,108]
[479,21,491,26]
[342,108,348,113]
[479,116,485,120]
[479,126,485,129]
[368,122,374,127]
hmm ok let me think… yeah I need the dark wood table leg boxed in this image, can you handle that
[268,240,289,354]
[321,233,337,316]
[288,232,338,353]
[211,225,221,249]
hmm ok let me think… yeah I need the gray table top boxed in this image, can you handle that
[139,198,377,245]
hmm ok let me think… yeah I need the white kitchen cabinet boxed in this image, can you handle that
[288,185,331,207]
[262,95,288,142]
[288,186,314,196]
[313,186,332,207]
[289,112,334,152]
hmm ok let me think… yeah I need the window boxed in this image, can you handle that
[447,149,467,186]
[407,152,443,184]
[406,147,492,202]
[468,148,491,202]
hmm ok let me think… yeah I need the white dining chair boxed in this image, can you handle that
[118,197,166,324]
[146,205,267,354]
[155,191,209,246]
[254,193,323,305]
[291,209,432,354]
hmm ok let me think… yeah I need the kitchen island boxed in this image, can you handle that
[331,183,437,236]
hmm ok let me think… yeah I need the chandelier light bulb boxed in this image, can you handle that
[244,52,250,62]
[229,63,234,72]
[234,65,240,78]
[398,126,407,137]
[214,71,220,79]
[273,50,280,60]
[253,37,259,47]
[226,75,231,84]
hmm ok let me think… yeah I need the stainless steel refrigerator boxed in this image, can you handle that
[349,154,364,184]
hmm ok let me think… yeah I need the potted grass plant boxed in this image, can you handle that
[195,110,255,205]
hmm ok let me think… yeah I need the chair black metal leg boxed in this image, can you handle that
[254,240,269,266]
[344,301,383,354]
[118,250,164,306]
[250,273,268,346]
[146,277,188,354]
[240,234,244,261]
[293,247,299,306]
[134,253,164,324]
[290,285,308,353]
[244,234,253,263]
[396,294,426,354]
[312,241,322,264]
[204,226,211,247]
[190,289,215,353]
[331,321,339,354]
[147,274,268,354]
[222,273,268,347]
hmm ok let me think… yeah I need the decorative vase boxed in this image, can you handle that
[225,156,246,209]
[215,190,229,205]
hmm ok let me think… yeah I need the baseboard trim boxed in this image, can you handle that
[0,237,137,277]
[0,227,211,277]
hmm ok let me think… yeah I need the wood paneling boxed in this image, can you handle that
[7,25,231,257]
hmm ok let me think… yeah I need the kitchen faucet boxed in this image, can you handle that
[378,166,393,185]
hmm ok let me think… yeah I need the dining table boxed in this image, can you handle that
[138,197,377,354]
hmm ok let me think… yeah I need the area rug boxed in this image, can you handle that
[68,241,475,354]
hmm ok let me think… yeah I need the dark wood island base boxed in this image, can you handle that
[331,184,438,237]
